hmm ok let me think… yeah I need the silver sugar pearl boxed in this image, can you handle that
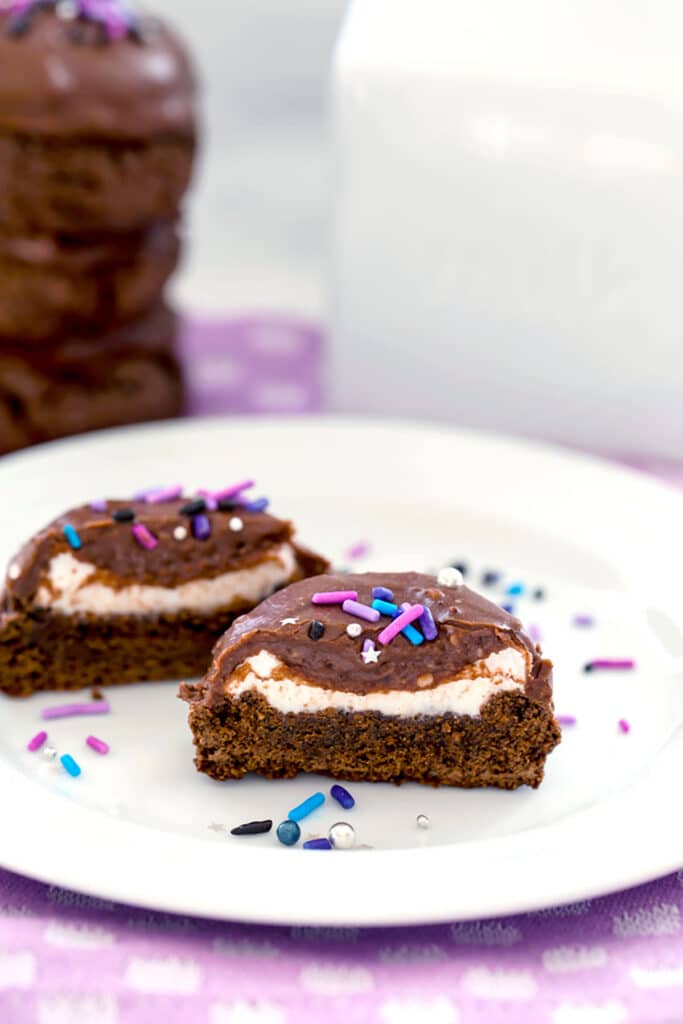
[173,525,188,541]
[56,0,78,19]
[8,563,20,581]
[328,821,356,850]
[437,566,463,588]
[42,745,57,762]
[229,516,244,532]
[416,813,430,830]
[346,623,362,638]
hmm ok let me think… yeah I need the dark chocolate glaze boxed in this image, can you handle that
[202,572,554,705]
[0,10,196,139]
[3,500,329,611]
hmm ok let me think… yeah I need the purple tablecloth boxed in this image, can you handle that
[1,316,682,1024]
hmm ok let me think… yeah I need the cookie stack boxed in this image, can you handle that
[0,1,197,455]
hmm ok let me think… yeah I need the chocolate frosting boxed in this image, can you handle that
[202,572,554,705]
[0,10,196,139]
[3,500,329,610]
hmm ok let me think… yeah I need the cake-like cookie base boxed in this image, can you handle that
[180,687,562,789]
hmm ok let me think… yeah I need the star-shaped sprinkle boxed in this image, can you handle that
[361,647,381,664]
[208,822,225,833]
[281,617,299,626]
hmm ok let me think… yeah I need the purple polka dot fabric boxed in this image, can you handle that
[1,315,681,1023]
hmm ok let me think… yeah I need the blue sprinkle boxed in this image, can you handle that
[276,819,301,846]
[481,570,501,586]
[372,586,394,602]
[505,582,525,596]
[243,497,269,513]
[330,784,355,810]
[192,513,211,540]
[63,524,82,550]
[303,838,332,850]
[402,622,424,646]
[60,754,81,778]
[288,791,325,822]
[501,602,515,614]
[371,599,400,617]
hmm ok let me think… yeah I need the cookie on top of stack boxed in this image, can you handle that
[0,0,197,455]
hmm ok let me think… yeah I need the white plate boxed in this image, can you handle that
[1,417,682,926]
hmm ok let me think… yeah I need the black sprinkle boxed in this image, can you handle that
[308,620,325,641]
[482,570,500,586]
[451,562,467,577]
[217,498,237,512]
[180,498,206,517]
[230,819,272,836]
[532,588,545,600]
[583,662,594,673]
[112,508,135,523]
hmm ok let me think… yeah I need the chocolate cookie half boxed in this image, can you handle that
[181,571,561,789]
[0,492,329,695]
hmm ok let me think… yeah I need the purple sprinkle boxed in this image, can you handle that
[584,659,635,672]
[89,499,107,513]
[131,523,158,551]
[86,735,110,755]
[346,540,371,560]
[242,497,270,513]
[132,486,162,500]
[208,480,255,502]
[312,590,357,605]
[556,715,577,727]
[42,701,111,721]
[573,614,595,627]
[145,485,183,504]
[303,838,332,850]
[501,602,515,614]
[372,587,394,602]
[27,730,47,752]
[418,606,438,641]
[330,784,355,810]
[197,490,218,511]
[362,638,375,653]
[342,599,380,623]
[618,719,631,734]
[192,513,212,540]
[528,623,543,643]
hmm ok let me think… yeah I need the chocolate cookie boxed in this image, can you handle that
[0,221,180,342]
[0,304,183,455]
[0,4,197,232]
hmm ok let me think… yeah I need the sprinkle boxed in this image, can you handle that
[308,620,325,640]
[329,821,355,849]
[60,754,81,778]
[372,586,394,602]
[145,484,183,504]
[289,791,325,822]
[556,715,577,727]
[173,525,188,541]
[86,735,109,755]
[276,820,301,846]
[584,659,636,672]
[330,784,355,809]
[303,838,332,850]
[437,567,463,588]
[346,623,363,638]
[42,745,57,762]
[505,581,525,596]
[63,523,81,550]
[210,480,255,502]
[501,603,515,614]
[378,604,424,646]
[372,598,399,617]
[112,508,135,523]
[230,819,273,836]
[42,701,110,721]
[203,495,218,511]
[8,563,20,581]
[346,540,371,560]
[481,570,501,586]
[243,497,270,513]
[618,719,631,733]
[361,646,381,664]
[573,614,595,627]
[27,731,47,752]
[217,498,237,512]
[418,606,438,641]
[452,561,467,576]
[342,599,380,623]
[192,513,211,540]
[132,523,157,550]
[533,588,545,600]
[89,499,107,512]
[312,590,357,605]
[180,498,206,516]
[416,814,430,829]
[528,623,543,643]
[397,602,425,646]
[132,486,162,500]
[281,618,299,626]
[229,517,244,532]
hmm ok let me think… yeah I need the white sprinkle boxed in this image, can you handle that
[173,526,188,541]
[361,647,381,664]
[56,0,78,19]
[42,745,57,762]
[437,567,463,588]
[281,617,299,626]
[329,821,356,850]
[346,623,362,638]
[416,814,430,830]
[8,563,20,581]
[229,517,244,532]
